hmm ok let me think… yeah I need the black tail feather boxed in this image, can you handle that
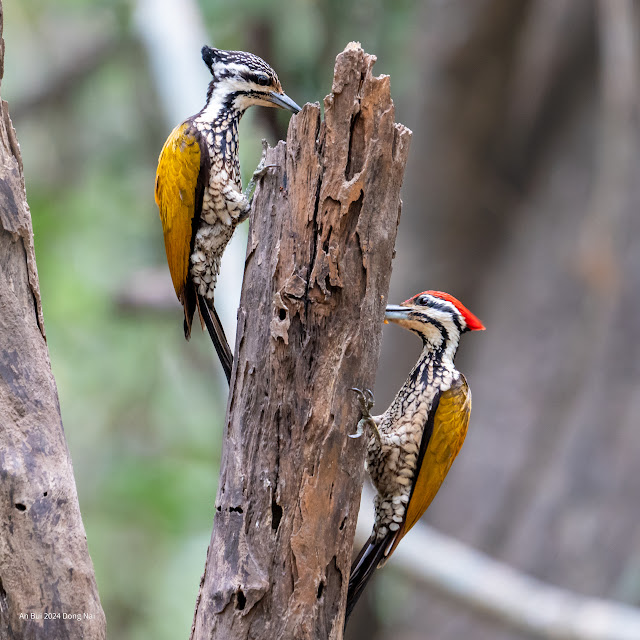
[345,532,391,627]
[197,294,233,384]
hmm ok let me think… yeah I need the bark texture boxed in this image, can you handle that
[190,43,411,640]
[0,5,106,639]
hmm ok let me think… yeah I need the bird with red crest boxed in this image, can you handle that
[346,290,484,623]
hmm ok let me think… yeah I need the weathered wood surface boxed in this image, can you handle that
[190,43,411,640]
[0,4,106,638]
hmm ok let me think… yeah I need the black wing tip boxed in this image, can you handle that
[197,294,233,384]
[344,534,390,627]
[183,285,197,341]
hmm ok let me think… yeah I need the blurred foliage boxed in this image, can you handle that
[2,0,419,637]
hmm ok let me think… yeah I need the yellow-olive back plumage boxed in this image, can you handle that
[388,375,471,556]
[155,122,203,305]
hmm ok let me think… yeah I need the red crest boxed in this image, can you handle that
[406,290,485,331]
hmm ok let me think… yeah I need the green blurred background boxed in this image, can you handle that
[3,1,417,638]
[7,1,640,639]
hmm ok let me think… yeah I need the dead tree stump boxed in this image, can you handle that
[190,43,411,640]
[0,4,106,639]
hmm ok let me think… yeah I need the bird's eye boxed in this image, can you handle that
[255,74,271,86]
[416,295,430,306]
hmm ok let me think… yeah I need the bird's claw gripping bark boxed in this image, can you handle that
[352,387,375,414]
[244,139,275,200]
[349,388,381,444]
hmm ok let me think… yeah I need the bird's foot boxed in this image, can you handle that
[352,387,375,415]
[349,388,381,444]
[244,139,275,199]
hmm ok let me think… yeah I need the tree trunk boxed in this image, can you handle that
[190,43,411,640]
[0,5,106,639]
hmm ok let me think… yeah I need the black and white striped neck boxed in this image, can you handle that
[408,336,458,389]
[194,87,244,128]
[419,324,461,367]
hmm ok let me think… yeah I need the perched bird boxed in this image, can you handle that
[346,290,485,621]
[155,46,301,382]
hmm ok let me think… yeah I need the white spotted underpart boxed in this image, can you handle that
[189,112,247,301]
[365,350,458,545]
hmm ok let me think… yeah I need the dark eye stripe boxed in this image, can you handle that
[425,299,454,314]
[237,71,272,85]
[411,301,463,333]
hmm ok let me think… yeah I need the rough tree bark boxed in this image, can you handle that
[0,5,106,639]
[190,43,411,640]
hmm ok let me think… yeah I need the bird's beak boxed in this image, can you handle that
[384,305,411,325]
[268,91,302,113]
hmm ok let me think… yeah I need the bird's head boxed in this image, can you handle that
[385,290,484,355]
[201,46,301,115]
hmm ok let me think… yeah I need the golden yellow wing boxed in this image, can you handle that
[154,122,203,303]
[389,375,471,556]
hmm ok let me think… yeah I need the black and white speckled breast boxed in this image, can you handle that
[367,358,457,541]
[189,115,248,301]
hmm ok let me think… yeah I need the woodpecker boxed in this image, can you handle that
[155,46,301,382]
[346,290,485,621]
